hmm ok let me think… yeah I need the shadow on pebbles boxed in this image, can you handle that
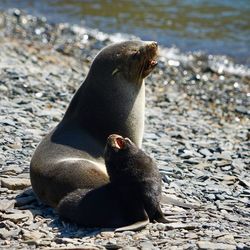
[0,9,249,250]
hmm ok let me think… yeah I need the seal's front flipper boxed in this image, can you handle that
[115,218,149,232]
[150,205,170,223]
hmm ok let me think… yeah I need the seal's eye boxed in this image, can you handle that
[132,51,140,59]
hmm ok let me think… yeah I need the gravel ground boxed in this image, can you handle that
[0,9,249,250]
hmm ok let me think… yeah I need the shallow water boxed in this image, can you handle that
[0,0,249,65]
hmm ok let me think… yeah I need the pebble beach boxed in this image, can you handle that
[0,9,249,250]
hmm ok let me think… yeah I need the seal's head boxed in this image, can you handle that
[105,134,134,152]
[89,41,158,83]
[104,134,152,182]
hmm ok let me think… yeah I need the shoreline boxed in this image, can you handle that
[0,9,249,250]
[0,2,249,66]
[1,8,250,74]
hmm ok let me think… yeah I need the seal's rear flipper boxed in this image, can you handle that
[115,219,149,232]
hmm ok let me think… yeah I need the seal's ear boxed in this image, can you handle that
[112,68,120,76]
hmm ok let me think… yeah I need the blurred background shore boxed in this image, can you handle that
[0,0,249,66]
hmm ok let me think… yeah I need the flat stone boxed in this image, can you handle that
[214,160,232,168]
[205,193,216,200]
[0,165,23,175]
[197,241,236,250]
[0,119,16,127]
[223,175,237,185]
[0,228,13,239]
[1,210,32,223]
[235,106,250,115]
[0,199,15,211]
[238,178,250,188]
[100,231,115,238]
[47,247,100,250]
[1,178,31,190]
[7,141,22,149]
[217,234,236,245]
[183,158,200,165]
[199,148,212,157]
[21,229,45,241]
[179,150,195,159]
[221,165,233,171]
[122,247,139,250]
[165,222,199,230]
[232,159,245,170]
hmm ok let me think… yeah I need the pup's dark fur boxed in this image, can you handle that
[57,134,165,229]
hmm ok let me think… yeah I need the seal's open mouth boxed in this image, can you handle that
[145,59,158,70]
[114,137,125,149]
[107,134,126,150]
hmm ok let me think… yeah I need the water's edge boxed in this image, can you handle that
[1,8,249,77]
[0,0,249,66]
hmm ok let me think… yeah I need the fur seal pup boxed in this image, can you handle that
[57,134,166,230]
[30,41,158,207]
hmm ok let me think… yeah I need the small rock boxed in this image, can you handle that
[214,160,232,168]
[179,150,194,159]
[198,148,212,157]
[183,158,200,165]
[156,223,165,231]
[221,165,233,171]
[122,247,139,250]
[133,230,149,241]
[232,159,245,170]
[217,234,236,245]
[100,231,115,238]
[235,106,250,115]
[205,193,216,200]
[104,241,122,250]
[0,85,8,93]
[223,175,236,185]
[0,119,16,127]
[22,229,45,241]
[238,178,250,188]
[139,241,158,250]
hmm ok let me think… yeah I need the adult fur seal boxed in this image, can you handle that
[57,134,166,230]
[30,41,158,207]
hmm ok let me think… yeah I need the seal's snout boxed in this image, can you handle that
[149,41,158,49]
[140,41,158,77]
[144,41,158,62]
[145,41,158,53]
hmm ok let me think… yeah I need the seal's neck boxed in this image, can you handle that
[63,74,145,147]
